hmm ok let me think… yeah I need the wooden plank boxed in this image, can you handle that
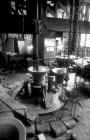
[0,85,38,121]
[0,101,14,117]
[0,85,26,115]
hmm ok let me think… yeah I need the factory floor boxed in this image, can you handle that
[1,71,90,140]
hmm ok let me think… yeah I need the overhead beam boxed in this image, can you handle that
[84,0,90,3]
[44,18,90,34]
[0,15,90,34]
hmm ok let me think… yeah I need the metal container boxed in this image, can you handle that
[52,68,66,84]
[48,76,55,92]
[28,66,49,85]
[0,117,26,140]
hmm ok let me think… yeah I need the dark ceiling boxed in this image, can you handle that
[0,0,89,33]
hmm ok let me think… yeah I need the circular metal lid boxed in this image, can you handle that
[28,65,49,75]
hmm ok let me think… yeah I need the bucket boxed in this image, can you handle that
[0,117,26,140]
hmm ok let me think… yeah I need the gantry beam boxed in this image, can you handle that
[44,18,90,34]
[1,16,90,33]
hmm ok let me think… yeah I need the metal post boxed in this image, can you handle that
[33,0,40,71]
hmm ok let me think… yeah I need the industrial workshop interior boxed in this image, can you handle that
[1,0,90,140]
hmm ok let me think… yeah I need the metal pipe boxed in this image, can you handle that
[37,1,39,20]
[33,0,41,71]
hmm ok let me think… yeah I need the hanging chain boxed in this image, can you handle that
[71,0,81,53]
[65,0,81,90]
[72,0,81,87]
[69,0,81,54]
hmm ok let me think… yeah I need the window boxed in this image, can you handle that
[44,38,55,52]
[80,34,90,47]
[44,38,56,46]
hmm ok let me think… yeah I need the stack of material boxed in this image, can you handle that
[35,118,77,139]
[50,120,67,137]
[36,122,51,135]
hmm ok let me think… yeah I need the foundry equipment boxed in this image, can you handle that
[27,64,66,109]
[28,65,50,108]
[24,0,67,111]
[4,0,67,118]
[13,0,81,117]
[0,0,89,140]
